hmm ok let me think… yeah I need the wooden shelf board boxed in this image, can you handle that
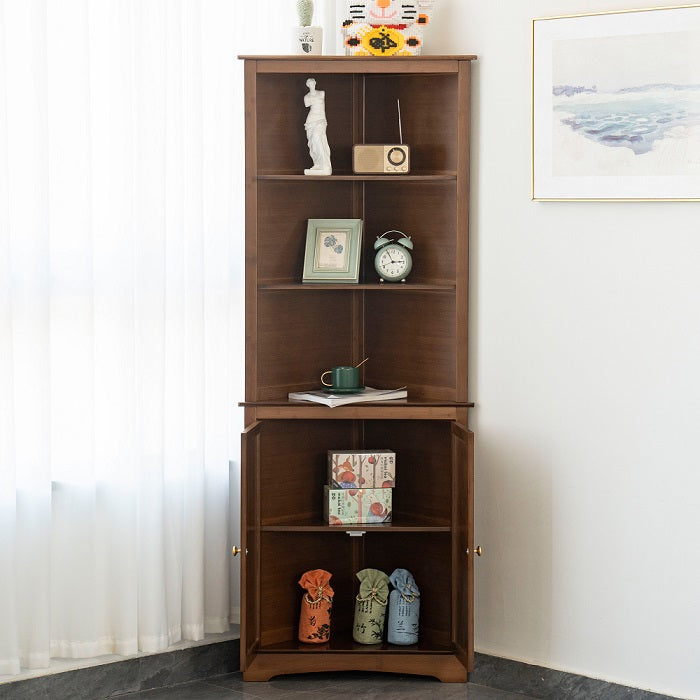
[241,400,473,407]
[258,173,457,181]
[258,638,454,654]
[259,283,456,292]
[240,400,473,420]
[261,517,450,533]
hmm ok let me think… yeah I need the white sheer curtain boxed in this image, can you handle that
[0,0,247,675]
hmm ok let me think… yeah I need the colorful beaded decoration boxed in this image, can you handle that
[341,0,437,57]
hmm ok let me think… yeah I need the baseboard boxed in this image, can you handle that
[0,638,240,700]
[470,652,678,699]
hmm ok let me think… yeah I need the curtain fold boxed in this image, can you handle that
[0,0,246,675]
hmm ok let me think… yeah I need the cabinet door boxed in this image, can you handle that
[452,423,474,670]
[240,422,261,671]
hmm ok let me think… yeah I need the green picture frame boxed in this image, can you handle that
[302,218,363,283]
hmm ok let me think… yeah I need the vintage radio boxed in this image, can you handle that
[353,99,410,174]
[352,144,410,174]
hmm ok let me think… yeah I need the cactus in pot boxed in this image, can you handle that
[293,0,322,54]
[297,0,313,27]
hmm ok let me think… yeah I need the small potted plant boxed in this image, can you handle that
[293,0,323,55]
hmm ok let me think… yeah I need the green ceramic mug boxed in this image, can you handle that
[320,366,359,390]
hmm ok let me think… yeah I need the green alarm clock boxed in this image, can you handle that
[373,230,413,283]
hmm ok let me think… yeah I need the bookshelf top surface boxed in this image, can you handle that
[239,55,476,74]
[238,55,477,61]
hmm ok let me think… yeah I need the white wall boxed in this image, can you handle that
[424,2,700,698]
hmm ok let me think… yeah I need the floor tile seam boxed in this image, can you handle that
[202,676,338,696]
[199,681,536,700]
[467,682,540,700]
[136,678,243,699]
[199,686,251,700]
[200,682,314,700]
[200,678,300,699]
[202,680,400,700]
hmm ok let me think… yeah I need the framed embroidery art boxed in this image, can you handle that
[532,5,700,201]
[302,218,363,283]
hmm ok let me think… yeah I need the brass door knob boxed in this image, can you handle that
[232,545,241,556]
[475,545,482,556]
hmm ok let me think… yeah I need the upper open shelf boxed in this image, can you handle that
[255,72,462,175]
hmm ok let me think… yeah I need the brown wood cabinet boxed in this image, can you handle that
[238,55,476,683]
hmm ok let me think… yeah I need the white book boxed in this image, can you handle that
[288,386,407,408]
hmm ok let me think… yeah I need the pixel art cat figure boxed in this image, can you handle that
[341,0,437,57]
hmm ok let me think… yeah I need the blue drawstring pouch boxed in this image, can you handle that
[387,568,420,645]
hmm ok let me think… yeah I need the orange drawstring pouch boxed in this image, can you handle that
[298,569,334,643]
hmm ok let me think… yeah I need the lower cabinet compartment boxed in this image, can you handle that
[241,416,473,681]
[258,531,452,651]
[255,419,455,527]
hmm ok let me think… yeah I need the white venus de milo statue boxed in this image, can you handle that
[303,78,332,176]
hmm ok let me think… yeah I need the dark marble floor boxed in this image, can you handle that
[0,645,679,700]
[115,667,678,700]
[117,670,532,699]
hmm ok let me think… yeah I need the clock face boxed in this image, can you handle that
[375,243,412,281]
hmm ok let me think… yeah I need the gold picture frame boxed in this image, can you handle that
[532,4,700,201]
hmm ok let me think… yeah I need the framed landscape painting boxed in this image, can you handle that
[532,5,700,201]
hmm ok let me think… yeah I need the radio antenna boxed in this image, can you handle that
[397,98,403,145]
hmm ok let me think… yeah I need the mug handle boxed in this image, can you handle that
[320,370,333,387]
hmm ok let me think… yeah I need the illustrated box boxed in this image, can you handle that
[324,486,393,525]
[327,450,395,489]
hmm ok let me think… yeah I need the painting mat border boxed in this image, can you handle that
[532,3,700,201]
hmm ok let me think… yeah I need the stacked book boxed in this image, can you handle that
[324,450,395,525]
[288,386,407,408]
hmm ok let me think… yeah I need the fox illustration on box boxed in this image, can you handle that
[340,0,437,57]
[328,450,395,490]
[325,486,392,525]
[334,456,366,489]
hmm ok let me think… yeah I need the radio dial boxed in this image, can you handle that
[387,147,406,166]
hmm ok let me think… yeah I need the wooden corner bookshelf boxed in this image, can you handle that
[238,55,476,683]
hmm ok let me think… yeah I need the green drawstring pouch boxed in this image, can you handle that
[352,568,390,644]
